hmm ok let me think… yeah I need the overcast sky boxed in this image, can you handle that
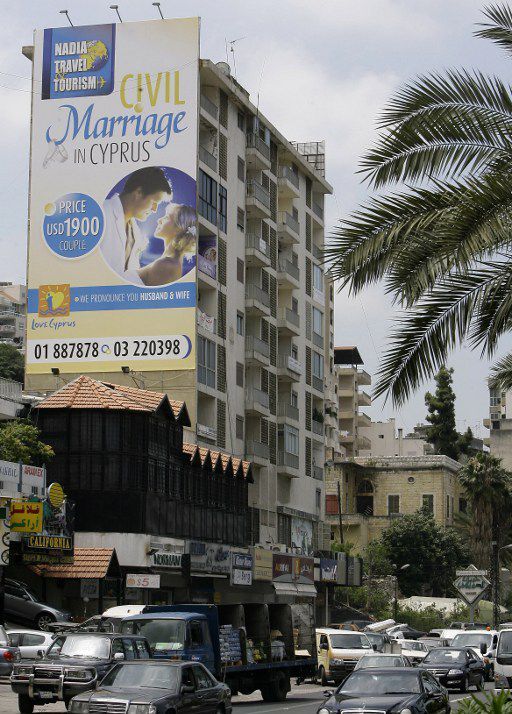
[2,0,511,434]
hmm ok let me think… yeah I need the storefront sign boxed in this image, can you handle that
[273,553,293,582]
[80,578,99,599]
[273,553,315,583]
[253,547,273,581]
[9,501,43,533]
[320,558,338,582]
[336,553,347,586]
[22,534,74,564]
[0,461,46,498]
[188,541,231,575]
[126,573,160,589]
[151,551,183,569]
[231,552,253,586]
[294,556,314,583]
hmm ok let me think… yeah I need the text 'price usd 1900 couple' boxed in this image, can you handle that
[26,18,200,377]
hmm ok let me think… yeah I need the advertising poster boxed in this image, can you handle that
[26,19,200,374]
[291,516,313,555]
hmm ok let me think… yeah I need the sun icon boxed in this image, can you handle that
[44,203,56,216]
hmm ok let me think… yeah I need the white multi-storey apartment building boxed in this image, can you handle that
[0,283,26,352]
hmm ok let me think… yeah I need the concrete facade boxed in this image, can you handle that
[358,418,431,458]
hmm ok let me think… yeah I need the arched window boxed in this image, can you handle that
[356,479,374,516]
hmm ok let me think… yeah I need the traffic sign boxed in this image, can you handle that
[454,564,490,605]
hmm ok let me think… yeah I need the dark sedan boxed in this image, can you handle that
[419,647,485,692]
[69,660,232,714]
[318,668,449,714]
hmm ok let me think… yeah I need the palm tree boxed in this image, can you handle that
[326,4,512,404]
[458,452,512,569]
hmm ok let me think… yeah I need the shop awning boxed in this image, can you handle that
[296,584,317,598]
[273,582,299,597]
[30,548,120,580]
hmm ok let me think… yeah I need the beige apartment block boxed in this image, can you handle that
[325,455,465,553]
[334,346,372,458]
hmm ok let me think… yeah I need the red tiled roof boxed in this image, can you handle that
[182,443,253,482]
[30,548,115,579]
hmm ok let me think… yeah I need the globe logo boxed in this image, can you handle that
[81,40,109,72]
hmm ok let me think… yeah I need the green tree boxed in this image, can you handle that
[459,452,512,569]
[0,421,54,465]
[0,343,24,383]
[380,510,469,596]
[326,4,512,404]
[425,367,460,459]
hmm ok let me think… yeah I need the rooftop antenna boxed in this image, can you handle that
[59,9,74,26]
[109,4,123,22]
[152,2,164,19]
[227,36,246,80]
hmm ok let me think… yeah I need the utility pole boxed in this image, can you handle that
[337,479,343,545]
[492,539,500,630]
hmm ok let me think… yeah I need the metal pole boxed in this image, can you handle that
[492,540,500,629]
[469,603,475,624]
[393,577,398,621]
[0,566,5,627]
[337,479,344,545]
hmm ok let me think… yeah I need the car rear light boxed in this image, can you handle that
[3,651,14,662]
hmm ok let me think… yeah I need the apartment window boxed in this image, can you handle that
[490,396,501,406]
[291,296,298,314]
[219,185,227,233]
[236,415,244,440]
[198,169,217,225]
[198,335,216,388]
[237,258,245,283]
[313,264,324,293]
[291,391,298,408]
[236,362,244,387]
[237,207,245,231]
[312,306,324,337]
[316,488,321,511]
[237,111,245,131]
[422,494,434,514]
[312,351,324,379]
[284,424,299,456]
[388,495,400,515]
[278,513,291,546]
[291,344,298,361]
[237,156,245,181]
[459,497,467,514]
[236,311,244,336]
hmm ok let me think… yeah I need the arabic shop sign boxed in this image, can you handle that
[273,553,314,583]
[10,501,43,533]
[0,461,45,497]
[231,552,253,587]
[188,541,231,575]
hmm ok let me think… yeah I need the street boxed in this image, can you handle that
[0,679,495,714]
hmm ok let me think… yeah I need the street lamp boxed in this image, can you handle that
[492,543,512,628]
[393,564,410,621]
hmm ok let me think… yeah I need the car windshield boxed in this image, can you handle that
[46,635,110,659]
[121,619,186,653]
[403,642,427,652]
[365,634,383,644]
[424,649,465,664]
[452,634,492,649]
[358,656,404,668]
[102,663,179,690]
[339,671,421,695]
[330,634,371,649]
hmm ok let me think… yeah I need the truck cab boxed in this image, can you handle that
[316,627,372,685]
[494,628,512,692]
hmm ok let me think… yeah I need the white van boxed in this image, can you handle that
[316,628,373,685]
[451,630,498,681]
[494,628,512,692]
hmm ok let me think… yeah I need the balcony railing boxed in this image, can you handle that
[199,145,217,172]
[246,283,270,308]
[312,243,323,261]
[312,419,324,436]
[0,377,22,401]
[246,440,270,460]
[246,387,269,410]
[277,354,302,375]
[278,257,300,282]
[278,165,299,189]
[278,452,299,470]
[247,180,271,209]
[278,307,300,328]
[200,93,219,119]
[246,234,270,259]
[312,375,324,393]
[313,465,324,481]
[246,133,271,160]
[0,325,15,333]
[246,335,270,358]
[278,402,299,421]
[312,331,324,349]
[197,423,217,440]
[313,201,324,220]
[278,211,300,235]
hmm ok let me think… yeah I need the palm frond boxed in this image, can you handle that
[475,4,512,57]
[489,351,512,390]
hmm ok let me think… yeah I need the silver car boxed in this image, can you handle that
[7,629,54,658]
[354,653,412,670]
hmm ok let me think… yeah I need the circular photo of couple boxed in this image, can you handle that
[101,165,196,287]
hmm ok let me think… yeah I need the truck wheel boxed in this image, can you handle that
[261,674,290,702]
[319,666,328,686]
[18,695,34,714]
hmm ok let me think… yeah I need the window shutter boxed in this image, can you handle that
[269,422,277,465]
[305,436,312,478]
[306,177,312,208]
[261,269,269,294]
[261,318,269,343]
[305,391,312,429]
[216,399,226,448]
[219,90,228,128]
[305,257,312,296]
[269,274,277,319]
[237,156,245,181]
[237,207,245,231]
[236,415,244,440]
[237,258,245,283]
[260,417,269,445]
[326,494,339,515]
[306,212,312,253]
[219,134,228,180]
[217,291,226,339]
[269,323,277,367]
[269,178,277,222]
[217,344,226,392]
[270,140,278,176]
[306,348,312,386]
[218,237,227,286]
[306,302,312,340]
[260,367,269,393]
[268,225,277,270]
[268,372,276,416]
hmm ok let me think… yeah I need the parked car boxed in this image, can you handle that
[364,632,393,653]
[0,625,20,675]
[388,625,427,640]
[451,630,498,681]
[68,660,232,714]
[418,646,485,692]
[399,639,429,664]
[6,630,54,659]
[354,653,412,670]
[316,628,373,685]
[4,579,70,631]
[10,632,151,713]
[49,605,146,635]
[317,667,449,714]
[419,637,451,650]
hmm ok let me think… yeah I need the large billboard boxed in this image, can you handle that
[26,18,199,374]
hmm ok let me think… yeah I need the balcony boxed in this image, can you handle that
[356,369,372,386]
[339,409,355,421]
[278,165,300,199]
[245,387,270,416]
[277,307,300,336]
[200,93,219,123]
[277,256,300,289]
[312,243,323,261]
[245,234,271,267]
[246,133,271,171]
[246,439,270,466]
[277,354,302,382]
[312,201,324,225]
[277,402,299,423]
[0,324,15,334]
[312,419,324,437]
[197,422,217,442]
[196,308,216,335]
[245,335,270,366]
[357,434,372,450]
[313,465,324,481]
[312,375,324,394]
[199,144,217,172]
[245,282,270,316]
[325,412,337,429]
[246,180,271,218]
[358,412,372,428]
[312,331,324,349]
[358,391,371,408]
[277,452,300,478]
[278,211,300,245]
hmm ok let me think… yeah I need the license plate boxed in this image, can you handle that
[39,692,55,700]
